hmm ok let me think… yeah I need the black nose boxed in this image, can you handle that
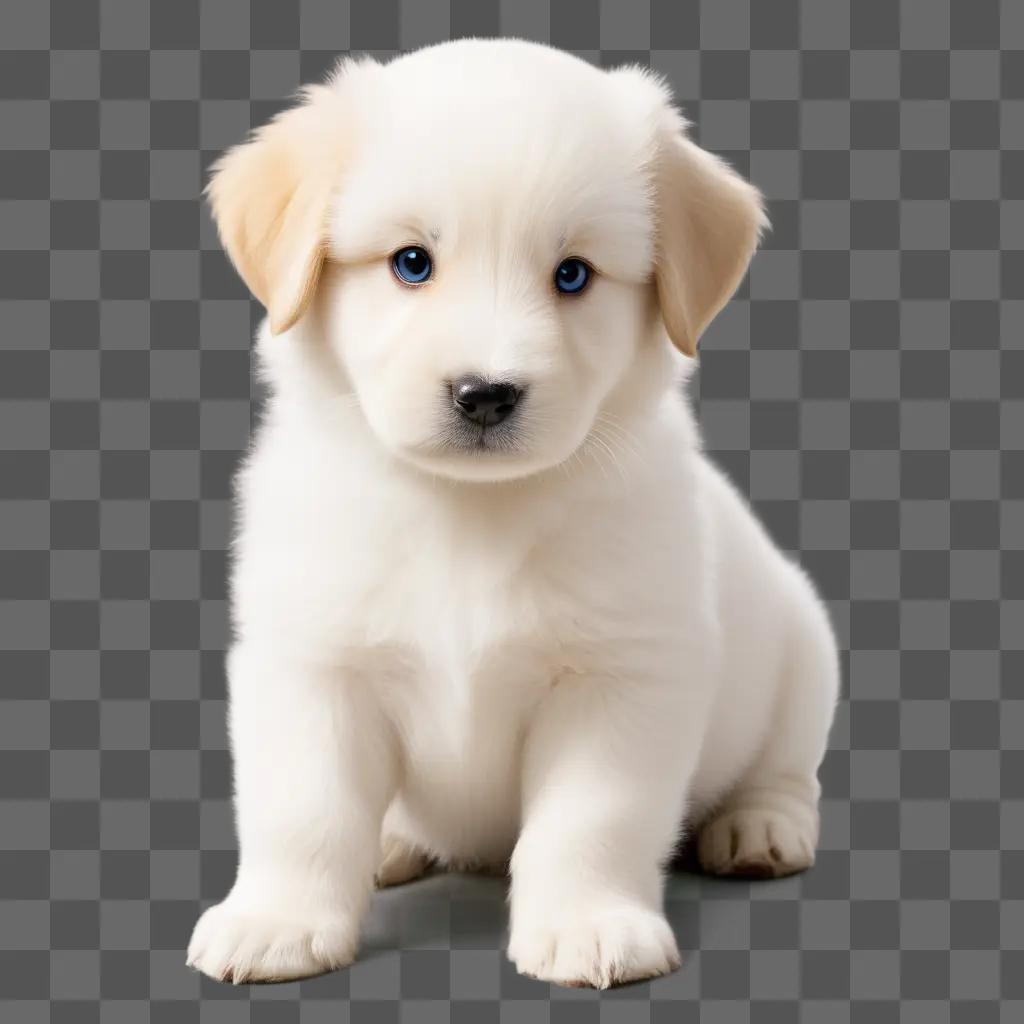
[451,376,521,426]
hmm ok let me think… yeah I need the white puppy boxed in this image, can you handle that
[186,39,839,989]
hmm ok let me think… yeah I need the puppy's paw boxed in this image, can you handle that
[186,898,358,983]
[697,805,816,879]
[375,835,431,888]
[508,903,680,989]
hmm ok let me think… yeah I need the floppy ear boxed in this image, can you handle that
[653,111,767,357]
[206,80,355,335]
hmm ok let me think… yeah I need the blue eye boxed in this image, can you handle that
[554,257,591,295]
[392,246,432,285]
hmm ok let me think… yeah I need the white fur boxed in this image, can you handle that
[187,40,839,989]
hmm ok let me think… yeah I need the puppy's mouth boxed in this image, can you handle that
[437,416,525,454]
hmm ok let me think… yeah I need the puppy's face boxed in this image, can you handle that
[209,41,766,482]
[323,46,662,481]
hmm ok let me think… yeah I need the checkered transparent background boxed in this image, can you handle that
[1,0,1022,1020]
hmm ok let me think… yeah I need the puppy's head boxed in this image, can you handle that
[208,41,765,482]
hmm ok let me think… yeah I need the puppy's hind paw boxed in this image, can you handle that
[697,805,816,879]
[375,835,432,888]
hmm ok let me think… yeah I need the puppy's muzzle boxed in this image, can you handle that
[451,376,522,427]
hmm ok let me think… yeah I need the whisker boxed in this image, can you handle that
[590,429,630,487]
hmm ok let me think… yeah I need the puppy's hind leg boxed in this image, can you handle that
[698,594,839,880]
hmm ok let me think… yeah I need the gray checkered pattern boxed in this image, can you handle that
[0,0,1020,1020]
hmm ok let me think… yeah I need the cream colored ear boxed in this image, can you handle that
[206,81,353,335]
[654,114,767,357]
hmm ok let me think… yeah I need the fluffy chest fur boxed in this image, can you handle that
[232,397,698,667]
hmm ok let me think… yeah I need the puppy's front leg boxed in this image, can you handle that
[508,671,702,988]
[187,645,397,983]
